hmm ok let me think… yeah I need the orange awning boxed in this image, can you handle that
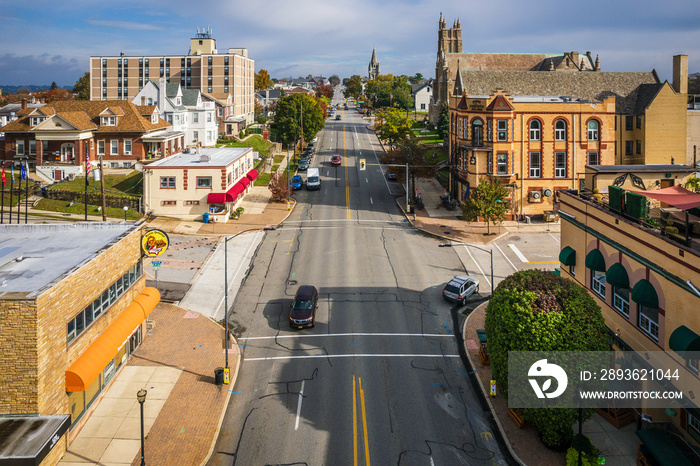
[66,287,160,392]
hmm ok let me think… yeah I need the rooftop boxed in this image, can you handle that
[0,223,137,296]
[146,147,252,168]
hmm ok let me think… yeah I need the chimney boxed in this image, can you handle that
[21,98,27,110]
[673,55,688,94]
[141,96,146,105]
[571,51,579,67]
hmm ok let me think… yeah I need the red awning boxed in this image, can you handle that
[239,176,251,188]
[631,185,700,210]
[246,169,259,182]
[207,183,245,204]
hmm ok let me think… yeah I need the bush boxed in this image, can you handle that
[665,226,679,235]
[566,434,603,466]
[230,206,244,220]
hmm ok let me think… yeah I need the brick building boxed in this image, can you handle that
[0,223,160,465]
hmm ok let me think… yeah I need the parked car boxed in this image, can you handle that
[386,172,397,181]
[290,285,318,328]
[299,159,309,171]
[442,275,479,305]
[291,175,303,190]
[331,155,341,166]
[335,114,341,120]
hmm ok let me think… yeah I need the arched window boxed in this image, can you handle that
[587,120,599,141]
[463,118,469,140]
[529,120,541,141]
[555,119,567,141]
[472,120,483,146]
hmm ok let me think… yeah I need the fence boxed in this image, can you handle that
[44,189,141,212]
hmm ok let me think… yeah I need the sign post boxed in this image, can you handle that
[152,261,161,288]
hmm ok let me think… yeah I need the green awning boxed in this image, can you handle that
[669,325,700,355]
[585,249,606,272]
[559,246,576,266]
[631,279,659,308]
[606,263,629,288]
[636,430,694,466]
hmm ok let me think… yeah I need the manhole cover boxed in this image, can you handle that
[288,280,297,285]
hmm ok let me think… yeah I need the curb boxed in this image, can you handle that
[462,302,527,466]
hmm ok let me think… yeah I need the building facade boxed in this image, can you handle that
[0,223,160,465]
[143,147,258,221]
[89,28,255,127]
[558,189,700,460]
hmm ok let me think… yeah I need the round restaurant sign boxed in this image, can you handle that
[142,229,170,257]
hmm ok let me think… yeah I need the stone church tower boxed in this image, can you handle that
[368,48,380,81]
[431,13,462,122]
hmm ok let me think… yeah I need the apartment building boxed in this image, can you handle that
[89,28,254,128]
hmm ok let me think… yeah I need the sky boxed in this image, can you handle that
[1,0,699,88]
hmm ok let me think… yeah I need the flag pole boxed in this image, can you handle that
[8,165,13,225]
[1,163,5,224]
[85,144,90,221]
[24,161,29,224]
[18,162,24,224]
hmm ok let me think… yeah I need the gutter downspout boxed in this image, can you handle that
[520,114,524,221]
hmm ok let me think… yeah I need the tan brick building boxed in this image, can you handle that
[89,28,255,127]
[0,223,160,465]
[558,189,700,462]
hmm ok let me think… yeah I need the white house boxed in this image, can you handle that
[411,81,433,113]
[143,146,259,222]
[133,79,218,147]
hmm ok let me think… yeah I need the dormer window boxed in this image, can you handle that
[176,98,181,105]
[147,98,153,105]
[31,117,45,126]
[151,114,157,123]
[101,116,116,126]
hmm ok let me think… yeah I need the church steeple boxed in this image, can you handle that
[368,48,380,80]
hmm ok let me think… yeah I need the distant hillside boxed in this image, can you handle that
[1,84,71,94]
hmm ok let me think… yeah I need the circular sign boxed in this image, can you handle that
[142,229,170,257]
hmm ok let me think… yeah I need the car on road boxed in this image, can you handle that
[298,159,309,171]
[335,114,341,120]
[331,155,341,166]
[386,172,397,181]
[290,285,318,328]
[442,275,479,304]
[291,175,303,190]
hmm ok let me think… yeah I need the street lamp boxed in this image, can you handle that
[439,241,494,296]
[123,206,128,221]
[137,389,147,466]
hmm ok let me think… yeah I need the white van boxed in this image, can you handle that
[306,168,321,191]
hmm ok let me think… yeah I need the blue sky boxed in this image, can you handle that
[1,0,698,87]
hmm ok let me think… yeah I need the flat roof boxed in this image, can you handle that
[0,223,136,297]
[146,147,252,169]
[587,164,695,173]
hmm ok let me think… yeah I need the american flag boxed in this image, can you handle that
[85,145,91,176]
[1,165,5,186]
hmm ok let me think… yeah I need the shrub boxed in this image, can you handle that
[230,207,244,220]
[665,226,679,235]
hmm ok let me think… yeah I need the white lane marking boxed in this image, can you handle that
[463,246,491,288]
[295,380,305,430]
[370,197,373,205]
[240,333,454,341]
[365,177,369,183]
[548,232,560,243]
[508,243,529,263]
[493,243,518,272]
[284,218,402,224]
[245,354,461,361]
[215,231,263,317]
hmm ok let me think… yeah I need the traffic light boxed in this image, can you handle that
[360,159,366,171]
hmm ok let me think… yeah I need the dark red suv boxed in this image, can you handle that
[289,285,318,328]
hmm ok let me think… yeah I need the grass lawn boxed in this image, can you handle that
[255,172,272,186]
[273,154,285,164]
[223,134,275,158]
[35,198,142,220]
[47,171,142,197]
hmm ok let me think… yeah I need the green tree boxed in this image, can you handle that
[684,174,700,193]
[271,93,325,146]
[329,75,340,87]
[408,73,424,84]
[436,102,450,139]
[461,176,510,234]
[344,75,363,99]
[73,72,90,100]
[364,74,411,109]
[255,69,273,92]
[689,72,700,94]
[373,107,413,148]
[50,81,58,90]
[485,270,608,449]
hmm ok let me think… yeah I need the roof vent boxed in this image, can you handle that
[199,153,211,163]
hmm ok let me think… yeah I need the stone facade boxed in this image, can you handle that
[368,48,380,81]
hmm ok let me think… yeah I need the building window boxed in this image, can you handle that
[569,264,575,277]
[529,120,541,141]
[592,270,606,298]
[67,263,142,343]
[625,116,633,130]
[227,172,232,185]
[196,176,212,188]
[613,287,630,318]
[160,176,176,188]
[185,200,200,205]
[193,131,199,141]
[472,120,483,146]
[420,103,426,110]
[161,200,176,206]
[636,115,642,129]
[625,141,633,155]
[207,112,212,123]
[208,86,213,93]
[102,58,107,67]
[193,113,199,123]
[587,120,599,141]
[101,116,116,126]
[486,153,493,174]
[110,140,119,155]
[207,131,212,142]
[497,153,508,174]
[588,152,600,165]
[16,140,25,155]
[29,140,36,155]
[497,120,508,141]
[529,152,541,178]
[555,152,567,178]
[555,119,567,140]
[224,86,229,93]
[124,140,132,155]
[636,140,641,154]
[98,140,105,155]
[638,304,659,340]
[688,359,699,375]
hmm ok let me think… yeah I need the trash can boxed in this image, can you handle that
[203,212,210,223]
[214,367,224,385]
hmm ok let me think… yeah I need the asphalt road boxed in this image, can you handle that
[208,90,516,465]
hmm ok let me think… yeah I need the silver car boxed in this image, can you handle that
[442,275,479,304]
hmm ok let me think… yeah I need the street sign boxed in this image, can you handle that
[152,261,162,269]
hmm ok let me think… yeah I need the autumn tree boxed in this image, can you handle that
[329,75,340,87]
[255,69,273,92]
[73,72,90,100]
[315,85,334,100]
[461,176,510,234]
[271,93,325,146]
[343,75,363,99]
[268,172,291,202]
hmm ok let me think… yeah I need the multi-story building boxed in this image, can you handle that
[558,187,700,463]
[89,28,254,127]
[448,56,688,218]
[0,223,160,465]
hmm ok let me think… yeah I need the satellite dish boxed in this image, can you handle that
[543,189,552,197]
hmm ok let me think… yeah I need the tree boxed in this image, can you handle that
[271,93,325,145]
[73,72,90,100]
[344,75,363,99]
[461,176,510,234]
[689,72,700,95]
[485,270,608,449]
[436,102,450,140]
[329,75,340,87]
[315,85,334,100]
[408,73,424,84]
[50,81,58,90]
[364,74,412,109]
[684,174,700,193]
[373,107,413,148]
[268,172,290,202]
[381,137,434,201]
[255,69,273,92]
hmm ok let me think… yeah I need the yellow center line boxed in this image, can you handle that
[359,377,370,466]
[343,125,350,219]
[353,375,358,466]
